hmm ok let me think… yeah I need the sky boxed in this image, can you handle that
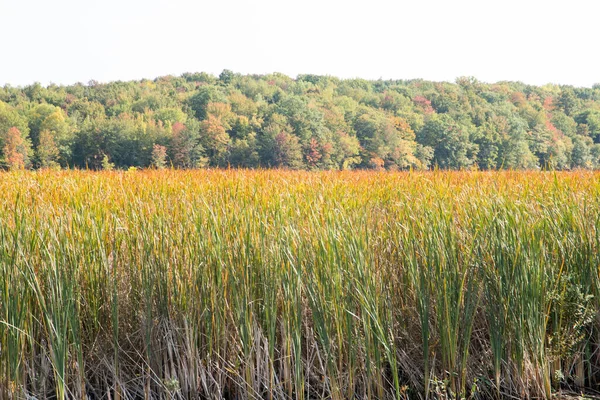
[1,0,599,88]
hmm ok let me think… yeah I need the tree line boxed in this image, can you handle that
[1,71,600,170]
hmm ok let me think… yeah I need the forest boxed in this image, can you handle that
[1,71,600,171]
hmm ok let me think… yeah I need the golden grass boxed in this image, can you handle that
[1,169,600,399]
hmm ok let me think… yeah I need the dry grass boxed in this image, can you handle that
[1,169,600,399]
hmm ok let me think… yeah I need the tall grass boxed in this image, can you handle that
[1,169,600,399]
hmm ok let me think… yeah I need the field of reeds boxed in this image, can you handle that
[1,169,600,400]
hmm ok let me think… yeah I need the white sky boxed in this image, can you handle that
[1,0,599,87]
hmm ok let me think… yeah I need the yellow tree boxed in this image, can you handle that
[200,114,230,165]
[38,129,60,168]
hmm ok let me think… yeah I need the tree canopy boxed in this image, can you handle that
[1,72,599,170]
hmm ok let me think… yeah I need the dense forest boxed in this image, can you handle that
[1,71,600,170]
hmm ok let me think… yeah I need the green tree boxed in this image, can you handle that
[228,133,260,168]
[37,129,60,168]
[354,109,418,169]
[334,132,362,169]
[575,110,600,141]
[219,69,235,85]
[556,88,579,116]
[571,135,593,168]
[417,114,478,169]
[0,101,30,146]
[497,118,538,169]
[188,86,227,120]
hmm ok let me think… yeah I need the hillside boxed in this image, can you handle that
[1,72,599,170]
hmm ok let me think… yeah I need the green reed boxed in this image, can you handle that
[1,170,600,399]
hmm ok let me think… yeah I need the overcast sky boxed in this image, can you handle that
[1,0,598,87]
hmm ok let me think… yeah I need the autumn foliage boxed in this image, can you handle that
[3,127,27,169]
[1,73,600,171]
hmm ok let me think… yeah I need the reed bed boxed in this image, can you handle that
[1,169,600,399]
